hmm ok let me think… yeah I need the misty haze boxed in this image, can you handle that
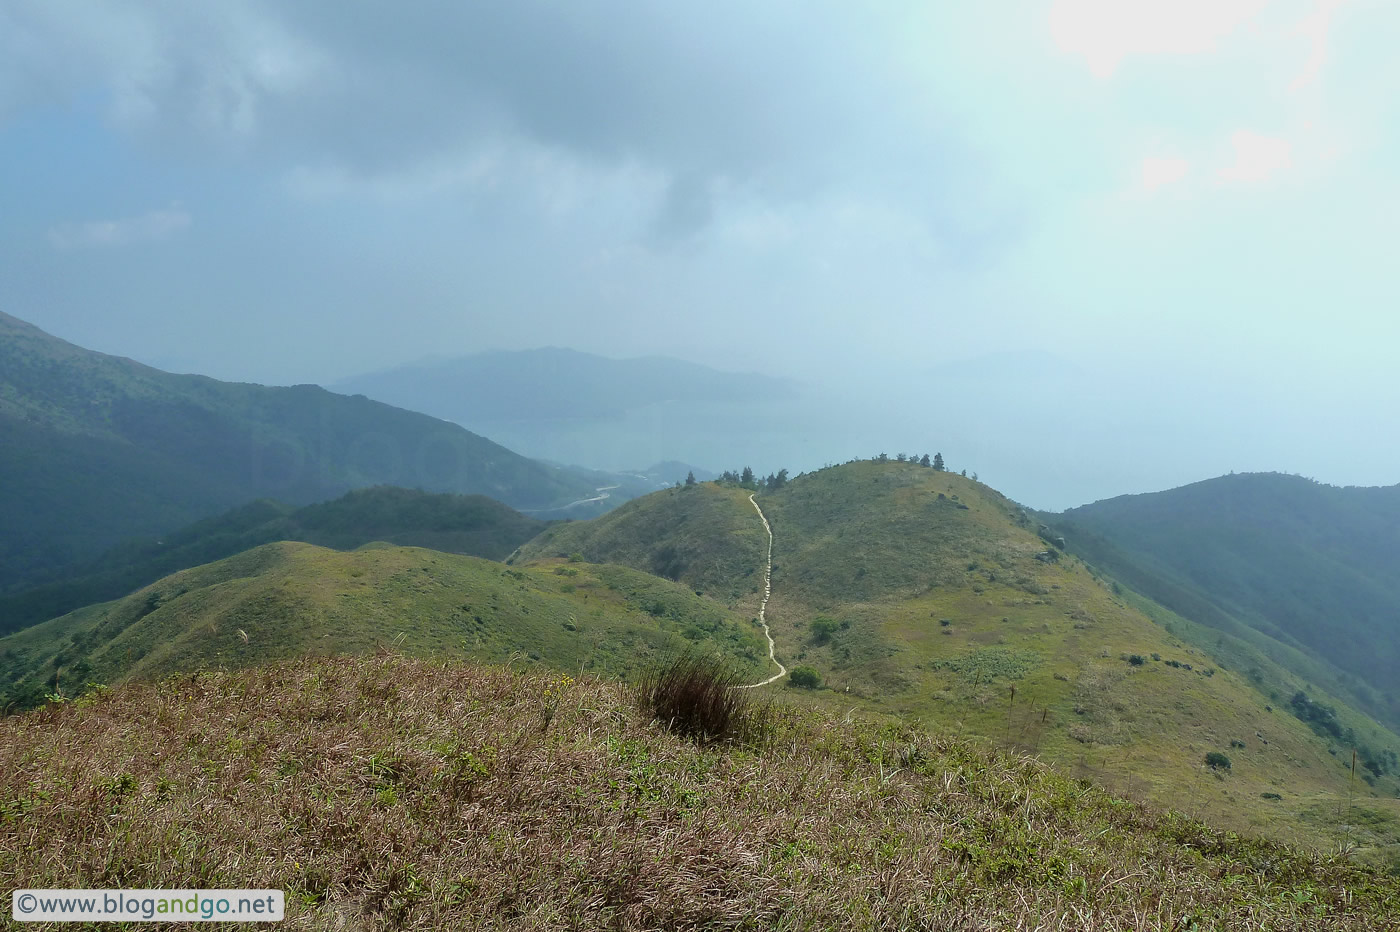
[2,2,1398,929]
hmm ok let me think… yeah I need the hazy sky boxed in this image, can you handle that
[2,1,1397,507]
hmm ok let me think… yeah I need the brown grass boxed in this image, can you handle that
[1,655,1397,930]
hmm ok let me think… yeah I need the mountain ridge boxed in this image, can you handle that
[0,311,599,591]
[1048,471,1400,734]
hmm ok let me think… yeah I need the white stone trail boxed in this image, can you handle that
[737,493,787,689]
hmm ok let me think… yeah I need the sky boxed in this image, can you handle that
[2,0,1397,508]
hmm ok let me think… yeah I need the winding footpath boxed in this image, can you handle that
[737,493,787,688]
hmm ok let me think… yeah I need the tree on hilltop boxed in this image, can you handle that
[919,454,931,468]
[932,452,945,471]
[685,471,696,486]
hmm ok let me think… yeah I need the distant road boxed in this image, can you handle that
[738,493,787,689]
[522,485,619,513]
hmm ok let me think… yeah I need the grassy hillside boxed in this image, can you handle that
[0,311,597,592]
[1047,474,1400,733]
[519,482,769,602]
[3,655,1396,930]
[0,486,546,636]
[516,461,1400,856]
[0,542,769,711]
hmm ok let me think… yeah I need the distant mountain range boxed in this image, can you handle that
[1047,472,1400,734]
[0,312,601,592]
[333,347,797,422]
[331,348,799,472]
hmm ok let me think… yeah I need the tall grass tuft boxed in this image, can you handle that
[637,652,759,744]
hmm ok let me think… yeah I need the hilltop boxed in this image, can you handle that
[0,486,546,637]
[520,460,1400,856]
[0,311,599,593]
[1047,473,1400,735]
[0,541,769,711]
[3,655,1396,930]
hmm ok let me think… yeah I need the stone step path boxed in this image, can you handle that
[737,493,787,689]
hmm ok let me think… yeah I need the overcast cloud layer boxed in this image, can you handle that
[2,0,1397,508]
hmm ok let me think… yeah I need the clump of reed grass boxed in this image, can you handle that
[637,652,760,743]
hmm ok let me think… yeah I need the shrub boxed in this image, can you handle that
[810,617,840,645]
[939,619,952,627]
[1230,739,1246,749]
[637,653,754,743]
[1127,655,1145,666]
[567,552,584,563]
[788,667,822,689]
[1205,751,1232,771]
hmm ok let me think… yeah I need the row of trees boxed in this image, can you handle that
[869,451,979,481]
[875,452,944,470]
[710,467,789,492]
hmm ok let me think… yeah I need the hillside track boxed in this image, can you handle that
[737,493,786,688]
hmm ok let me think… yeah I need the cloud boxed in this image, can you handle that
[1050,0,1269,77]
[1219,131,1293,183]
[1,2,986,246]
[1141,157,1190,191]
[48,207,191,249]
[1291,0,1344,92]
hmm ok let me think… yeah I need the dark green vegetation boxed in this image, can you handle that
[0,311,598,592]
[3,656,1396,930]
[0,542,769,711]
[519,460,1400,857]
[1047,473,1400,734]
[0,486,545,637]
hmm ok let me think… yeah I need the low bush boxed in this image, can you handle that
[788,666,822,689]
[1205,751,1232,771]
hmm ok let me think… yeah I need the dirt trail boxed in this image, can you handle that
[737,493,787,689]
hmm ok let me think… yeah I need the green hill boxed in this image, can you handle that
[4,655,1396,930]
[521,481,769,602]
[0,311,598,592]
[519,461,1400,855]
[0,541,769,711]
[0,486,547,636]
[1047,473,1400,734]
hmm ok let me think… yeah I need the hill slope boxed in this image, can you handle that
[520,482,769,601]
[1047,473,1400,732]
[3,655,1396,930]
[519,461,1400,852]
[0,486,546,637]
[0,311,597,591]
[0,541,769,710]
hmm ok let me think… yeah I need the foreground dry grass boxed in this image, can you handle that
[1,656,1396,931]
